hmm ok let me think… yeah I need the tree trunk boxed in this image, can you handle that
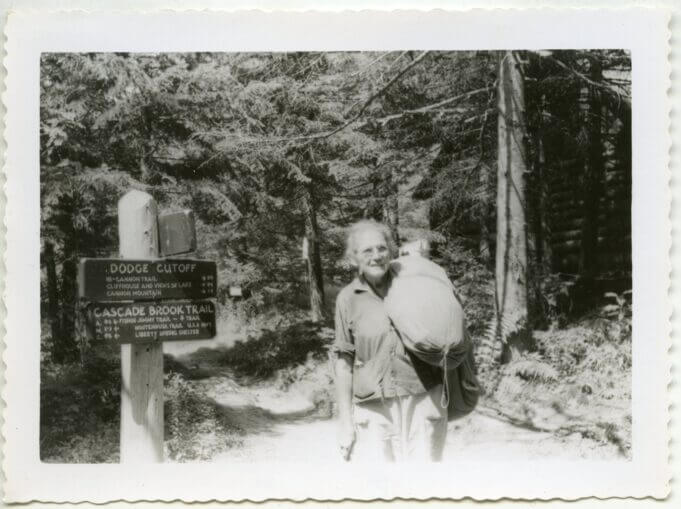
[537,134,553,273]
[57,253,80,364]
[526,99,549,328]
[578,59,604,297]
[382,168,400,245]
[303,186,325,322]
[44,241,63,362]
[496,51,533,362]
[478,161,493,268]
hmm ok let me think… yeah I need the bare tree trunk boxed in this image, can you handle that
[303,186,325,322]
[478,162,493,267]
[44,241,63,362]
[496,51,532,362]
[57,253,80,364]
[382,168,400,245]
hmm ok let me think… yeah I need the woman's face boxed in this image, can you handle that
[354,229,391,282]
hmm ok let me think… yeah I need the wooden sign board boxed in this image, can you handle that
[158,210,197,256]
[85,300,216,344]
[79,258,217,301]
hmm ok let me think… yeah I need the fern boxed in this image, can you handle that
[478,312,522,351]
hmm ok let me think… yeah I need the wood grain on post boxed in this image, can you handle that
[118,190,164,462]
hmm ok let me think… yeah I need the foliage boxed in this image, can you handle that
[40,347,121,462]
[42,421,119,463]
[539,274,578,327]
[434,238,495,335]
[601,290,632,342]
[40,50,632,343]
[273,352,336,419]
[483,314,632,456]
[534,317,631,382]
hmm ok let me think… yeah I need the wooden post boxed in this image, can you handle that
[303,187,325,323]
[118,190,164,462]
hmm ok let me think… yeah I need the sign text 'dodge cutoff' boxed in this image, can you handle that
[78,258,217,301]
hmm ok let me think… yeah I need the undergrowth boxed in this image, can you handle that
[40,347,121,463]
[273,350,336,419]
[482,314,632,457]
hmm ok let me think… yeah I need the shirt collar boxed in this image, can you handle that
[350,276,371,293]
[350,270,395,294]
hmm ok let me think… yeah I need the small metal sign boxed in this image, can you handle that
[158,209,197,256]
[85,300,216,344]
[222,196,243,222]
[79,258,217,301]
[302,237,309,260]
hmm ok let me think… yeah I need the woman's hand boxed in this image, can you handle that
[337,420,356,461]
[334,354,355,460]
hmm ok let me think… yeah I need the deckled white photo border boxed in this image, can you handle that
[2,8,671,503]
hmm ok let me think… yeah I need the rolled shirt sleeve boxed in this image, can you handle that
[332,291,356,356]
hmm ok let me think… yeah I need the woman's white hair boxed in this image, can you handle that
[344,219,398,266]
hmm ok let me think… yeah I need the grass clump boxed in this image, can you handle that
[164,373,244,462]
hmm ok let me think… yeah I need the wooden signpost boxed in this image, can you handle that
[78,189,218,463]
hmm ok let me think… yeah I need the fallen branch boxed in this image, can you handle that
[317,51,431,140]
[368,86,490,126]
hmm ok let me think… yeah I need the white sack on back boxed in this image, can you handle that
[385,255,468,369]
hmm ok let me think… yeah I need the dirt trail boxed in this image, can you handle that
[199,373,625,463]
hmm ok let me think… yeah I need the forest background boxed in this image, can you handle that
[39,50,633,462]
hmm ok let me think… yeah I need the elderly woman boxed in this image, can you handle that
[332,220,447,462]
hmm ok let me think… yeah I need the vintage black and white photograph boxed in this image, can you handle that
[2,7,672,502]
[38,49,634,464]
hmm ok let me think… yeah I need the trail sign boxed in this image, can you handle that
[158,209,196,256]
[85,300,216,344]
[79,190,222,462]
[78,258,217,301]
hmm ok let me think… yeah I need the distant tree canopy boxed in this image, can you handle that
[40,50,631,363]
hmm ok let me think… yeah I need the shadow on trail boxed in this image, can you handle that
[212,398,327,438]
[475,400,629,458]
[164,320,335,444]
[166,320,333,381]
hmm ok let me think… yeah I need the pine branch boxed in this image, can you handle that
[196,52,432,167]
